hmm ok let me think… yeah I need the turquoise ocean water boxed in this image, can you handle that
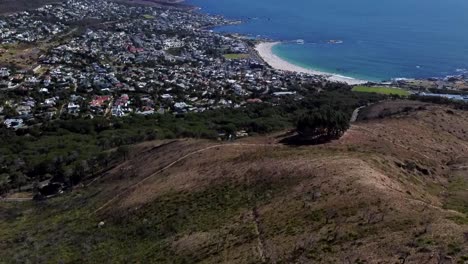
[187,0,468,82]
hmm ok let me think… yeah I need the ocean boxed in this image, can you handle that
[186,0,468,82]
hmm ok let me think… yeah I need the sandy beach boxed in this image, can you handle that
[255,42,368,85]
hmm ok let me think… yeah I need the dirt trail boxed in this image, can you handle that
[252,207,267,263]
[0,197,32,202]
[92,143,282,214]
[350,106,365,123]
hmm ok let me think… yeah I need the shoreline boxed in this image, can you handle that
[255,42,369,85]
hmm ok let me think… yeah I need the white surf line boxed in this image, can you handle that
[255,42,369,85]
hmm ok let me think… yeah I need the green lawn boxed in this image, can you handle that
[352,86,410,96]
[223,53,249,60]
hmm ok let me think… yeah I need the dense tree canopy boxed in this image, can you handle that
[296,107,350,142]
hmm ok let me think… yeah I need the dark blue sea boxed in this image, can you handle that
[187,0,468,82]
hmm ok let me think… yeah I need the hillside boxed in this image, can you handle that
[1,101,468,263]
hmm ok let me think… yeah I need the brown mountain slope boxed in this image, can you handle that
[1,102,468,263]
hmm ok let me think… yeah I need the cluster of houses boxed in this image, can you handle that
[0,0,164,43]
[0,10,66,43]
[0,0,325,130]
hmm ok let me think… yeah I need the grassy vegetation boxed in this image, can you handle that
[0,142,358,262]
[352,86,410,96]
[0,191,98,263]
[0,174,292,262]
[0,26,79,68]
[0,43,39,68]
[223,53,249,60]
[3,104,468,261]
[0,87,385,194]
[443,174,468,223]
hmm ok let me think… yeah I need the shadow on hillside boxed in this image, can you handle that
[278,133,333,146]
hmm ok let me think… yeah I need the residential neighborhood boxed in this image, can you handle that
[0,0,325,129]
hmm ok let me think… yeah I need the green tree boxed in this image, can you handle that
[11,172,27,192]
[97,152,110,167]
[296,107,350,141]
[0,173,10,195]
[116,145,130,161]
[32,180,40,196]
[2,105,18,118]
[74,160,89,183]
[63,167,74,187]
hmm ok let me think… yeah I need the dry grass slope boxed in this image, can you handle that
[1,102,468,263]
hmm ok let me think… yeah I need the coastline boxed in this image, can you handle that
[255,42,369,85]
